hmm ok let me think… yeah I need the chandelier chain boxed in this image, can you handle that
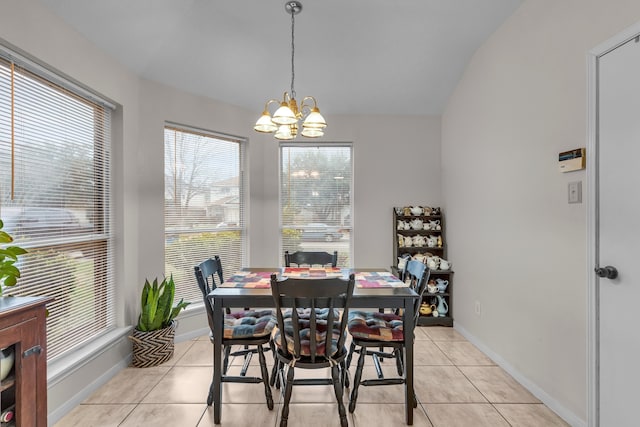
[290,8,296,99]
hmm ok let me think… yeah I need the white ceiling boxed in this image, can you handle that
[39,0,522,116]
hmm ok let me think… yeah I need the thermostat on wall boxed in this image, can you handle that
[559,148,585,172]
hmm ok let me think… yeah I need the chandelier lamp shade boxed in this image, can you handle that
[254,1,327,140]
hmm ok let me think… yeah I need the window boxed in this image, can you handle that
[0,50,114,360]
[280,144,353,266]
[164,124,246,302]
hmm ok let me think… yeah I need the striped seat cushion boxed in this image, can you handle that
[223,309,277,339]
[348,310,404,342]
[272,308,342,357]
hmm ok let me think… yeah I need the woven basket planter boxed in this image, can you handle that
[129,320,176,368]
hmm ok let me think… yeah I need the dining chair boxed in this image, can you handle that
[270,249,339,389]
[284,250,338,267]
[345,259,430,414]
[270,273,355,427]
[194,256,276,409]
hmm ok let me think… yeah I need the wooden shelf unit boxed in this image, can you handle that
[393,207,453,327]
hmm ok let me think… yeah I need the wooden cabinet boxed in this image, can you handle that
[392,207,453,327]
[0,297,52,426]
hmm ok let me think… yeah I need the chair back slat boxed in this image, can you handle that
[270,274,355,363]
[404,260,430,327]
[284,250,338,267]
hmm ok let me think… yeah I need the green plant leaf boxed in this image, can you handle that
[3,275,17,287]
[168,299,191,325]
[6,246,27,256]
[0,218,26,294]
[0,231,13,244]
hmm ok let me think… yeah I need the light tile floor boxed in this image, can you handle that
[54,327,569,427]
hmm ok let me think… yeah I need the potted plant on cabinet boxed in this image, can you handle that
[0,219,27,296]
[0,219,27,381]
[129,275,190,367]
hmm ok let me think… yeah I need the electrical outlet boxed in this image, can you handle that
[474,301,481,317]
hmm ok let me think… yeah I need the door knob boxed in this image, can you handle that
[595,265,618,279]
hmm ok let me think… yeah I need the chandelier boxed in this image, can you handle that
[254,1,327,140]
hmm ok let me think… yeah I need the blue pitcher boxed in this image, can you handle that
[435,295,449,316]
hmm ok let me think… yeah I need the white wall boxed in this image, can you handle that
[442,0,640,424]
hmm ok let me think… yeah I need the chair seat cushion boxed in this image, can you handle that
[348,311,405,342]
[223,309,277,339]
[272,308,342,357]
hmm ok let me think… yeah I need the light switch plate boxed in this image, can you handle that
[568,181,582,203]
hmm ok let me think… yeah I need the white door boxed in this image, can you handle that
[596,35,640,426]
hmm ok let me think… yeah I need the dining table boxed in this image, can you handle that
[207,267,419,425]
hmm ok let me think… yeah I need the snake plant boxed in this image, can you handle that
[136,275,190,332]
[0,219,28,295]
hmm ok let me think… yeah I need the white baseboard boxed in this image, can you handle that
[454,322,586,427]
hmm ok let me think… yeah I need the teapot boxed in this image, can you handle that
[412,253,427,264]
[426,236,438,248]
[403,235,413,247]
[397,256,408,271]
[410,218,423,230]
[426,256,440,270]
[402,206,412,216]
[419,303,436,316]
[435,278,449,293]
[427,281,438,294]
[439,259,452,270]
[412,235,426,247]
[435,295,449,315]
[397,220,410,230]
[410,206,423,216]
[394,207,403,216]
[428,219,441,230]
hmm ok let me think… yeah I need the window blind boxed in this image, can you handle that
[164,124,246,303]
[0,56,114,361]
[279,144,353,267]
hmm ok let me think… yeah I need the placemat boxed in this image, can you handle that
[283,267,343,278]
[221,271,273,288]
[354,271,407,288]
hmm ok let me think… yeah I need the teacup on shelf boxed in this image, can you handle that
[439,259,452,270]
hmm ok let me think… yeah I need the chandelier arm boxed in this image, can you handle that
[300,96,318,111]
[265,99,281,112]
